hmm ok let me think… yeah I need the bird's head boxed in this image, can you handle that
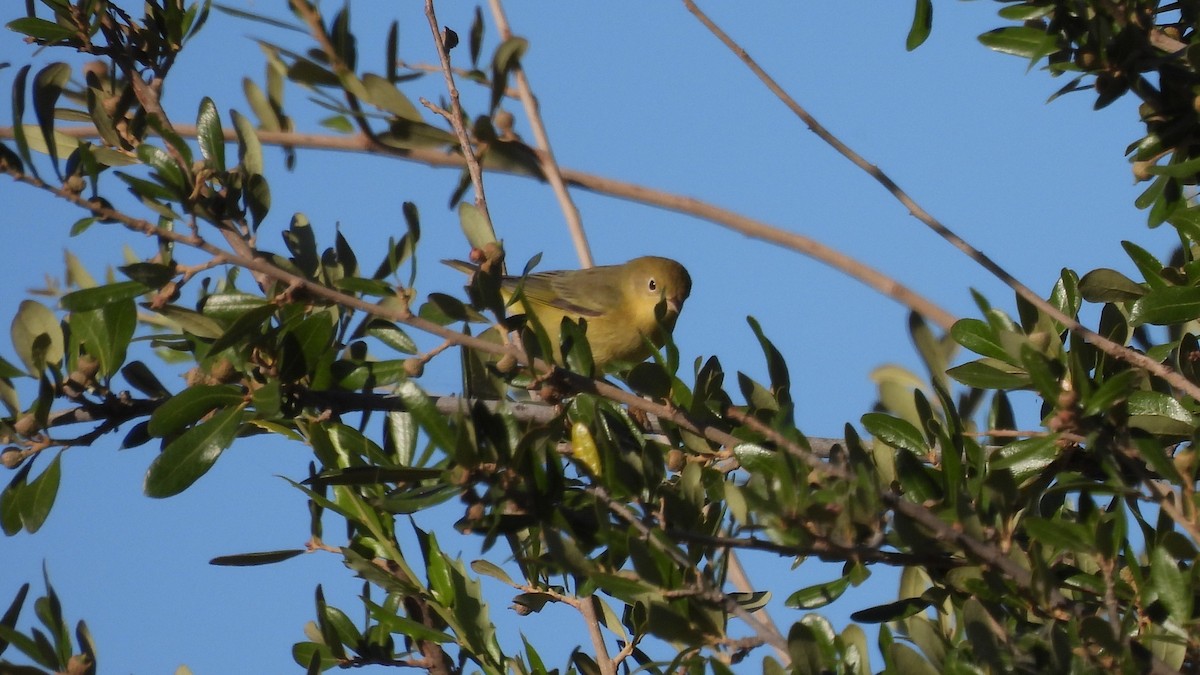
[624,256,692,323]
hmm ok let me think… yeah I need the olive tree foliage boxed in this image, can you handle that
[0,0,1198,673]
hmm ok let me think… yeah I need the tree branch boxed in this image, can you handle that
[487,0,593,268]
[0,123,957,330]
[681,0,1200,403]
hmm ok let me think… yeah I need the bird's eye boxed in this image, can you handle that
[647,278,658,293]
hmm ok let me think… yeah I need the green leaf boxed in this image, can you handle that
[988,436,1058,482]
[145,404,244,498]
[11,300,63,376]
[208,304,276,355]
[0,582,31,654]
[361,73,422,121]
[1121,241,1166,288]
[470,560,515,586]
[11,65,36,179]
[850,596,931,623]
[977,26,1058,61]
[1149,544,1192,624]
[365,319,417,354]
[861,412,927,455]
[1078,268,1146,302]
[147,384,245,438]
[458,202,497,249]
[197,97,226,172]
[1127,390,1194,435]
[232,109,263,175]
[786,575,851,609]
[200,293,270,321]
[154,304,226,339]
[946,358,1030,389]
[1024,517,1095,554]
[949,318,1008,361]
[6,17,77,42]
[32,62,71,179]
[60,281,149,312]
[136,142,185,193]
[18,453,61,533]
[394,380,456,452]
[366,601,455,643]
[209,549,305,566]
[906,0,932,51]
[1129,286,1200,325]
[70,298,136,377]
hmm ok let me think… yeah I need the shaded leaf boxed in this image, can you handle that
[210,549,306,566]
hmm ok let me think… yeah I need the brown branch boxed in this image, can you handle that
[0,123,957,329]
[3,166,756,457]
[667,529,958,570]
[487,0,593,268]
[681,0,1200,403]
[423,0,494,238]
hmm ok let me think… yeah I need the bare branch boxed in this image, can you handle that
[487,0,593,268]
[681,0,1200,402]
[0,122,957,329]
[423,0,494,237]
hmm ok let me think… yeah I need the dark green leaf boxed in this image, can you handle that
[209,549,305,566]
[978,26,1057,60]
[949,318,1009,362]
[32,62,70,179]
[861,412,927,455]
[18,453,60,533]
[1024,517,1094,554]
[70,298,135,377]
[989,436,1058,482]
[1129,285,1200,325]
[60,281,149,312]
[147,384,244,438]
[6,17,76,42]
[10,65,34,178]
[208,304,276,355]
[906,0,932,51]
[1078,268,1145,302]
[850,596,930,623]
[946,358,1030,389]
[0,582,30,655]
[145,404,244,498]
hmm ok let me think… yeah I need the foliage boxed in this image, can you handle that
[0,0,1198,673]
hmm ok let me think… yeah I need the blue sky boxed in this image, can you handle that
[0,1,1163,672]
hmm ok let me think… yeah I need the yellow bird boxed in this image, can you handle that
[445,256,692,369]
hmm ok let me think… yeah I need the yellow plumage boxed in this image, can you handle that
[445,256,692,368]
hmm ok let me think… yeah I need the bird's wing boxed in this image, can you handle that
[516,267,620,318]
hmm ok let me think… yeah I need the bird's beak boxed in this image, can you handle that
[666,297,683,316]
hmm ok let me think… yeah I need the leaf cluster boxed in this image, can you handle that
[1,1,1199,674]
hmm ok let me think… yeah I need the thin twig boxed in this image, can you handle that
[681,0,1200,403]
[487,0,593,268]
[423,0,494,237]
[0,123,957,328]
